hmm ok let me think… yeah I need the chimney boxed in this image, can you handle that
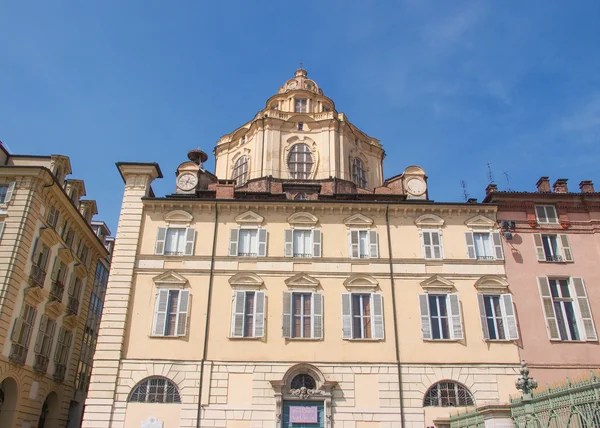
[553,178,568,193]
[467,198,478,203]
[579,180,595,193]
[536,176,551,192]
[214,181,235,199]
[485,183,498,195]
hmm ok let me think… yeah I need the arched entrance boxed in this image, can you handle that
[0,377,19,427]
[37,392,60,428]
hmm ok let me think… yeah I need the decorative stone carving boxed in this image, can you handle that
[141,416,164,428]
[289,387,323,399]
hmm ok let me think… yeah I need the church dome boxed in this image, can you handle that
[277,67,323,95]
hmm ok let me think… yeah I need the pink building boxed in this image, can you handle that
[484,177,600,385]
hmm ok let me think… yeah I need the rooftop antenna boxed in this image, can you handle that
[486,162,494,184]
[503,171,512,191]
[461,180,469,202]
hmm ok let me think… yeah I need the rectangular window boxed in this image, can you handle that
[293,230,311,257]
[422,230,443,259]
[47,205,59,229]
[342,293,384,340]
[152,289,190,337]
[231,291,265,338]
[29,239,50,288]
[476,294,519,340]
[0,184,8,203]
[465,232,503,260]
[10,303,37,364]
[53,327,73,381]
[534,234,573,262]
[298,122,304,131]
[284,229,321,258]
[0,182,15,204]
[349,230,379,259]
[67,276,83,315]
[550,279,580,341]
[165,228,186,255]
[155,227,196,256]
[282,292,323,339]
[535,205,558,224]
[229,228,267,257]
[418,293,463,340]
[295,98,307,112]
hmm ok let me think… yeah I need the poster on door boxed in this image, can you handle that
[289,406,318,424]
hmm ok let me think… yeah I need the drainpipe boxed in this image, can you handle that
[261,115,267,177]
[385,204,405,428]
[196,201,219,428]
[336,119,341,182]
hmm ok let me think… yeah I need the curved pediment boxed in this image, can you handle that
[229,272,264,288]
[287,212,318,226]
[164,210,194,224]
[153,271,189,286]
[343,274,379,290]
[415,214,444,227]
[420,275,455,292]
[465,215,496,229]
[343,213,374,227]
[235,210,264,225]
[474,275,509,292]
[285,273,320,289]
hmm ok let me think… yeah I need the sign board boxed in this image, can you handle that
[290,406,318,424]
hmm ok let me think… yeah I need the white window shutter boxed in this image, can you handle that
[537,277,560,340]
[312,292,323,339]
[371,293,384,339]
[176,290,190,336]
[282,292,292,338]
[369,230,379,258]
[559,235,573,262]
[54,328,65,363]
[11,318,23,343]
[5,181,16,203]
[492,232,504,260]
[284,229,294,257]
[418,294,432,340]
[45,319,56,357]
[432,231,443,259]
[477,293,490,340]
[50,258,61,282]
[152,289,169,336]
[31,238,39,262]
[420,231,430,259]
[254,291,265,338]
[349,230,359,258]
[231,291,246,337]
[533,234,545,261]
[67,273,76,296]
[447,293,464,340]
[25,307,37,346]
[155,227,167,255]
[312,229,322,258]
[341,293,352,339]
[0,221,4,240]
[34,315,48,354]
[228,228,239,256]
[184,228,196,256]
[257,228,268,257]
[465,232,476,259]
[501,294,519,340]
[571,278,597,341]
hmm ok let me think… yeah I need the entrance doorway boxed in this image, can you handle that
[282,401,324,428]
[0,377,18,427]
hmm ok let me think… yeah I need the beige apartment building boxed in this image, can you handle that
[0,144,112,427]
[83,69,521,428]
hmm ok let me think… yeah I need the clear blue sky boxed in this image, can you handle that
[2,1,599,233]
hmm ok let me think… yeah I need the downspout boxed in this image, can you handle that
[196,201,219,428]
[261,115,266,177]
[385,203,405,428]
[336,119,341,184]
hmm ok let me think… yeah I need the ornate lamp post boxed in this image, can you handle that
[515,360,538,399]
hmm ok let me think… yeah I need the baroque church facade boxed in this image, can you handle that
[82,69,521,428]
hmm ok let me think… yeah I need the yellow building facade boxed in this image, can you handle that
[83,70,521,428]
[0,145,112,427]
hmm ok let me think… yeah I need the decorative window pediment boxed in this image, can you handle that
[228,272,264,289]
[58,247,75,264]
[235,210,264,225]
[465,215,496,230]
[343,213,374,227]
[74,263,87,279]
[25,286,45,306]
[39,227,59,247]
[420,275,455,292]
[474,275,509,293]
[287,211,318,227]
[343,274,379,290]
[415,214,444,227]
[153,271,189,287]
[285,273,320,289]
[164,210,194,225]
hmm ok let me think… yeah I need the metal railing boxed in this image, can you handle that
[54,364,66,382]
[33,354,49,374]
[9,344,28,364]
[164,250,184,256]
[293,253,313,258]
[28,265,46,288]
[476,255,496,260]
[545,255,564,262]
[49,281,65,302]
[238,252,257,257]
[67,296,80,315]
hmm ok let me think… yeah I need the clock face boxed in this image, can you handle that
[177,173,198,191]
[406,178,426,195]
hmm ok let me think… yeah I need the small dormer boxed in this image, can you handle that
[50,155,72,184]
[79,200,98,224]
[64,179,86,208]
[91,221,112,246]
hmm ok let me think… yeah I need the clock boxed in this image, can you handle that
[177,173,198,191]
[406,178,426,196]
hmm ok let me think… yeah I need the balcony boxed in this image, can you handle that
[293,253,313,258]
[33,354,49,374]
[54,364,66,382]
[28,265,47,289]
[476,256,496,261]
[67,296,80,315]
[49,281,65,302]
[545,255,564,263]
[238,252,257,257]
[9,344,28,364]
[164,250,184,256]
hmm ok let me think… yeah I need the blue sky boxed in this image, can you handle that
[1,1,599,233]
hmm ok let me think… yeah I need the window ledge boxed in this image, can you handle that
[285,338,323,342]
[423,339,461,343]
[343,338,384,342]
[484,339,516,343]
[228,336,262,341]
[549,339,591,343]
[148,335,186,339]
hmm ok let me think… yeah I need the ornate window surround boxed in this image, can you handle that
[283,137,319,180]
[474,275,509,294]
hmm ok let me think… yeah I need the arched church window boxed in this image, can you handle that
[423,381,474,407]
[287,144,314,180]
[291,374,316,390]
[129,376,181,403]
[233,156,249,187]
[352,158,367,189]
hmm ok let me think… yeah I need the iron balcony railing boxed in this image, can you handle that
[67,296,80,315]
[294,253,313,258]
[9,344,28,364]
[164,250,184,256]
[54,364,66,382]
[33,354,49,374]
[546,255,564,262]
[238,252,257,257]
[477,255,496,260]
[28,265,46,288]
[49,281,65,302]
